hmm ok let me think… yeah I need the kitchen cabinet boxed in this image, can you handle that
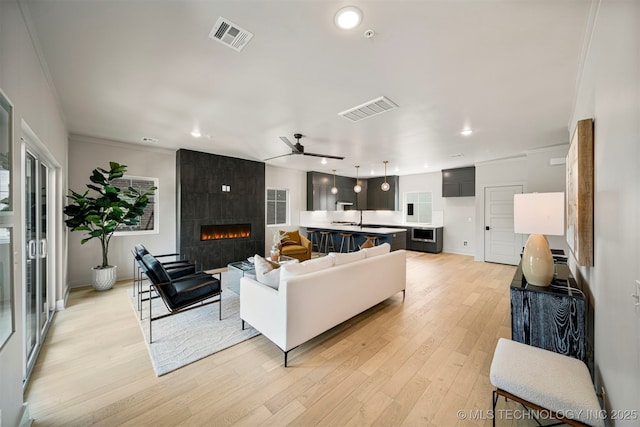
[442,166,475,197]
[406,227,443,253]
[366,175,399,210]
[307,171,357,211]
[306,172,397,210]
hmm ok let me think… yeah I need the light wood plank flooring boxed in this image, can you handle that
[25,251,542,426]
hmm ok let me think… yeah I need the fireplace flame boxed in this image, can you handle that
[201,224,251,241]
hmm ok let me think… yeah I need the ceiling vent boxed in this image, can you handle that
[208,17,254,52]
[338,96,398,122]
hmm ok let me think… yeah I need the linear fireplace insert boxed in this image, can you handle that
[200,223,251,241]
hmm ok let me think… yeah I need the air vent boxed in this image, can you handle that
[208,17,254,52]
[338,96,398,122]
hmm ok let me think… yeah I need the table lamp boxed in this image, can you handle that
[513,192,565,287]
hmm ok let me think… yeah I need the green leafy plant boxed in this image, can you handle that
[63,162,156,269]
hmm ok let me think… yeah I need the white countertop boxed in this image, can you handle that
[301,224,407,234]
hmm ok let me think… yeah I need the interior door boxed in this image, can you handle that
[484,185,523,265]
[24,146,53,380]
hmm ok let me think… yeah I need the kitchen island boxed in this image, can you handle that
[301,224,407,251]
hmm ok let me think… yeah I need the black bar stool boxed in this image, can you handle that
[307,229,319,253]
[339,233,356,253]
[319,231,336,254]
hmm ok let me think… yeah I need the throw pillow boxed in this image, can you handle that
[279,230,301,246]
[362,242,391,258]
[280,254,334,280]
[328,250,366,266]
[253,254,281,289]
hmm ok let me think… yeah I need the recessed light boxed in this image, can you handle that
[191,131,202,138]
[321,158,327,164]
[335,6,363,30]
[460,128,473,136]
[423,163,429,168]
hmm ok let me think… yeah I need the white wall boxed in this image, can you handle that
[0,1,69,425]
[474,149,569,262]
[67,135,176,286]
[265,165,306,254]
[569,0,640,418]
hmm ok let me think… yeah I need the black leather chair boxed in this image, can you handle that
[137,253,222,343]
[131,245,197,314]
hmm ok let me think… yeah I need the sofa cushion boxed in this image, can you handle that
[329,250,366,266]
[280,255,334,280]
[253,254,281,289]
[362,242,391,258]
[280,244,307,255]
[280,230,301,246]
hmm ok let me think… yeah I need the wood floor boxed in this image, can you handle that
[25,251,540,426]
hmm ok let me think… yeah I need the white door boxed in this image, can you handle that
[484,185,523,265]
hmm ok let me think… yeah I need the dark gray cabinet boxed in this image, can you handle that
[442,166,475,197]
[307,171,357,211]
[406,227,443,253]
[307,172,398,210]
[366,175,399,210]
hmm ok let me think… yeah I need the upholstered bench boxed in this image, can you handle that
[490,338,605,427]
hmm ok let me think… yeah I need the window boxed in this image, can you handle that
[266,189,288,226]
[111,175,158,234]
[405,191,432,224]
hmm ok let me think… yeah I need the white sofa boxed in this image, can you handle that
[240,245,406,366]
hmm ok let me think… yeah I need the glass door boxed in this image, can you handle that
[24,149,52,378]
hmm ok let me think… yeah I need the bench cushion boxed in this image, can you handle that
[490,338,604,427]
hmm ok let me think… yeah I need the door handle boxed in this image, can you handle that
[39,239,47,258]
[485,226,490,231]
[28,240,37,259]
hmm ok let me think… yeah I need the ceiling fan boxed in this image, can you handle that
[264,133,344,161]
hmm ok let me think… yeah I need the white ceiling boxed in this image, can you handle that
[24,0,593,177]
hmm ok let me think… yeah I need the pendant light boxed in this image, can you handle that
[353,165,362,193]
[381,161,390,191]
[331,169,338,194]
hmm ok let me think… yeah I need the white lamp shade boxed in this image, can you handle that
[514,192,565,236]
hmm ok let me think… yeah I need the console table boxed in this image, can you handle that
[510,261,587,364]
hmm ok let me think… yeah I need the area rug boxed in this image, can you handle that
[130,272,259,376]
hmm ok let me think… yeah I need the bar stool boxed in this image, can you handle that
[307,229,320,253]
[319,231,336,254]
[339,233,357,253]
[364,235,380,246]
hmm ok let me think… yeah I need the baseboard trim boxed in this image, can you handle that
[19,402,31,427]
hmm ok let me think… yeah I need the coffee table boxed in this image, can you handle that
[226,255,298,293]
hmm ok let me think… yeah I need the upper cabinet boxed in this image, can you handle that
[306,172,398,210]
[366,175,399,210]
[442,166,475,197]
[307,171,357,211]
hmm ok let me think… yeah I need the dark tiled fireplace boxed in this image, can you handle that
[177,149,265,270]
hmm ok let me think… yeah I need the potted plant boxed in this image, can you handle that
[64,162,156,291]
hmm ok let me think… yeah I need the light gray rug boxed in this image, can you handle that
[130,272,259,376]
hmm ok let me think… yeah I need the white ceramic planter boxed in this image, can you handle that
[91,265,117,291]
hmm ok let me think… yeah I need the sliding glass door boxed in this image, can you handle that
[24,147,53,379]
